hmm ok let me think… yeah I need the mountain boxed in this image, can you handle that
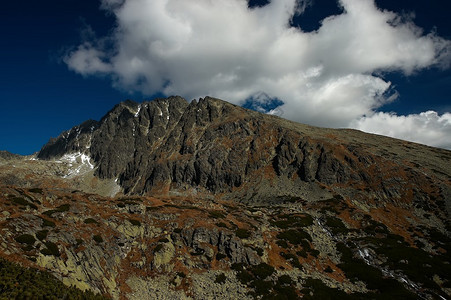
[0,96,450,299]
[0,150,22,160]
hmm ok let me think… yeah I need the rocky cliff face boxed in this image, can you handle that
[1,96,450,299]
[37,97,451,210]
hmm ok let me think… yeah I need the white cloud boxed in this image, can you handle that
[66,44,113,75]
[65,0,451,148]
[353,111,451,149]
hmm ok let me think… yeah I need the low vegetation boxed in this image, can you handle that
[42,203,70,217]
[231,262,298,299]
[15,234,36,246]
[40,241,60,257]
[0,257,107,299]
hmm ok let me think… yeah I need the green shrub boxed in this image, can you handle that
[251,263,275,280]
[190,249,205,256]
[297,214,314,227]
[364,219,389,234]
[236,228,251,239]
[29,188,43,194]
[361,233,451,291]
[36,230,48,241]
[11,197,30,206]
[236,269,254,284]
[276,240,288,248]
[22,245,35,252]
[154,244,163,253]
[268,284,298,300]
[40,248,53,256]
[252,279,272,295]
[215,273,227,284]
[43,203,71,216]
[232,261,294,299]
[277,275,292,286]
[280,252,303,269]
[271,214,314,229]
[336,242,417,297]
[296,249,308,258]
[255,247,264,256]
[10,197,37,209]
[40,217,56,228]
[0,257,107,299]
[57,204,70,211]
[216,222,228,228]
[325,216,348,234]
[128,219,141,226]
[301,278,357,300]
[231,263,246,271]
[309,249,320,257]
[84,218,98,224]
[15,234,36,245]
[276,228,311,245]
[146,206,159,211]
[216,253,227,260]
[93,235,103,243]
[41,241,60,257]
[209,210,226,219]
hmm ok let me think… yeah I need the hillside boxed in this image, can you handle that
[0,96,450,299]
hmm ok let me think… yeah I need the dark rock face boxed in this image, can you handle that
[4,96,451,299]
[38,96,342,192]
[37,119,98,159]
[173,227,261,265]
[37,96,451,212]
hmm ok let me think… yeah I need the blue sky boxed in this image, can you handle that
[1,0,450,155]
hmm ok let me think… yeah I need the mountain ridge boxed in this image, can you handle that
[36,96,451,208]
[1,96,449,299]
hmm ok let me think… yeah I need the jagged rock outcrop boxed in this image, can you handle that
[37,96,451,215]
[173,227,261,265]
[38,119,98,159]
[2,96,451,299]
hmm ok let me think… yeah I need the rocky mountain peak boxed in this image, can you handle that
[36,96,451,209]
[37,119,98,160]
[1,96,450,299]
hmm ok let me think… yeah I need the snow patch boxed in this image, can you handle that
[57,152,95,178]
[357,247,372,265]
[164,103,169,121]
[134,104,142,117]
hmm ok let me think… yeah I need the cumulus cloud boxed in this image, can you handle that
[353,111,451,149]
[65,0,451,148]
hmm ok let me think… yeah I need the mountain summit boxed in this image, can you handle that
[1,96,450,299]
[38,96,450,207]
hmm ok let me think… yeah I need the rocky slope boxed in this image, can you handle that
[37,97,451,206]
[1,96,450,299]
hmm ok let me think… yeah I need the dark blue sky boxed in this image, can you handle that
[1,0,450,155]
